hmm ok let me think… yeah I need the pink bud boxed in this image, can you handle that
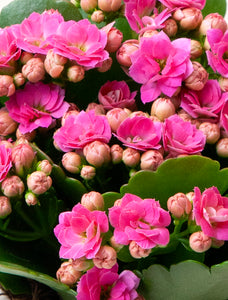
[0,196,12,218]
[110,235,124,251]
[130,111,149,118]
[106,108,130,132]
[20,52,34,64]
[199,122,220,144]
[219,77,228,92]
[68,258,92,272]
[199,13,227,35]
[216,138,228,157]
[12,143,36,176]
[186,191,195,203]
[163,18,178,37]
[61,110,79,126]
[140,150,164,171]
[122,147,140,167]
[62,152,81,174]
[116,39,139,67]
[167,192,192,218]
[110,144,123,164]
[91,10,105,23]
[151,98,176,121]
[93,245,117,269]
[80,165,96,180]
[129,241,151,259]
[80,0,98,12]
[2,176,25,197]
[173,8,203,31]
[184,61,208,91]
[67,65,85,82]
[190,40,203,60]
[97,57,113,73]
[16,128,36,142]
[178,109,200,128]
[25,192,38,206]
[189,231,212,253]
[83,141,111,168]
[22,57,45,83]
[56,260,82,286]
[27,171,52,195]
[37,159,52,175]
[98,0,121,12]
[140,29,159,39]
[0,107,17,136]
[105,28,123,53]
[81,191,104,211]
[86,103,105,115]
[13,73,25,87]
[44,49,67,78]
[0,75,15,97]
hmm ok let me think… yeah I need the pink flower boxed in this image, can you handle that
[5,82,69,134]
[109,193,171,249]
[220,100,228,135]
[129,31,193,103]
[163,114,206,157]
[193,186,228,240]
[46,19,109,69]
[53,110,111,152]
[98,80,137,110]
[54,203,109,259]
[114,115,162,151]
[158,0,206,10]
[0,144,12,182]
[206,29,228,78]
[180,80,227,120]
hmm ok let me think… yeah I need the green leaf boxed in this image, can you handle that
[0,0,82,28]
[114,17,137,41]
[0,273,31,295]
[103,192,121,212]
[120,156,228,209]
[202,0,226,17]
[142,260,228,300]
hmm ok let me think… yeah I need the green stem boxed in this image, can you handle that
[15,203,41,233]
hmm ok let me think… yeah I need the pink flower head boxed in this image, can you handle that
[46,19,109,69]
[220,100,228,135]
[0,144,12,182]
[54,203,109,260]
[53,110,112,152]
[158,0,206,10]
[129,31,193,103]
[98,80,137,110]
[193,186,228,240]
[180,80,227,120]
[206,29,228,78]
[163,114,206,157]
[5,81,69,134]
[11,10,64,54]
[109,193,171,249]
[114,115,162,151]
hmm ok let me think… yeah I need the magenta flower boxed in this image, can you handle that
[206,29,228,78]
[109,193,171,249]
[158,0,206,9]
[0,144,12,182]
[114,115,162,151]
[129,31,193,103]
[220,100,228,135]
[5,82,69,134]
[98,80,137,110]
[53,110,112,152]
[54,203,109,259]
[163,114,206,157]
[180,80,227,120]
[193,186,228,240]
[46,19,109,69]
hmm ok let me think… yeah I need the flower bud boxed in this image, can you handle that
[140,150,163,171]
[11,143,36,176]
[199,122,220,144]
[36,159,52,175]
[189,231,212,253]
[211,238,225,248]
[178,109,200,128]
[173,8,203,31]
[61,110,79,126]
[20,52,34,64]
[93,245,117,269]
[0,75,15,97]
[91,10,104,23]
[80,0,98,12]
[186,191,194,203]
[80,165,96,180]
[83,141,111,168]
[0,107,17,136]
[2,176,25,197]
[190,40,203,60]
[0,196,12,218]
[44,49,67,78]
[167,192,192,218]
[199,13,227,35]
[116,39,139,67]
[106,108,130,132]
[151,98,175,121]
[122,147,140,168]
[13,73,25,87]
[184,61,208,91]
[27,171,52,195]
[86,103,105,115]
[140,29,158,39]
[25,192,38,206]
[216,138,228,157]
[22,57,45,83]
[81,191,104,211]
[162,18,178,37]
[98,0,121,12]
[97,57,113,73]
[67,65,85,83]
[69,258,92,272]
[62,152,81,174]
[105,28,123,53]
[56,260,82,286]
[219,77,228,92]
[110,144,123,164]
[16,128,36,142]
[129,241,151,259]
[110,235,124,251]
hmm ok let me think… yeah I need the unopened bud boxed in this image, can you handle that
[13,73,25,87]
[167,192,192,218]
[20,52,33,64]
[162,18,178,37]
[98,0,121,12]
[106,108,130,132]
[0,196,12,218]
[173,8,203,31]
[105,28,123,53]
[140,150,163,171]
[151,98,175,121]
[93,245,117,269]
[116,40,139,67]
[199,13,227,35]
[0,107,17,136]
[199,122,220,144]
[27,171,52,195]
[2,176,25,197]
[0,75,15,97]
[56,260,82,286]
[189,231,212,253]
[12,143,36,176]
[37,159,52,175]
[110,235,124,251]
[61,110,79,126]
[44,49,67,78]
[86,103,105,115]
[83,141,111,168]
[110,144,123,164]
[216,138,228,157]
[81,191,104,211]
[16,128,36,142]
[67,65,85,82]
[62,152,81,174]
[129,241,151,259]
[122,147,140,167]
[91,10,104,23]
[219,77,228,92]
[80,0,98,12]
[190,40,203,60]
[184,61,208,91]
[97,57,113,73]
[25,192,38,206]
[22,57,45,83]
[80,165,96,180]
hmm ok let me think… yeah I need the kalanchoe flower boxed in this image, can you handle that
[53,110,111,152]
[54,203,109,259]
[0,144,12,182]
[6,82,69,134]
[109,193,171,249]
[158,0,206,10]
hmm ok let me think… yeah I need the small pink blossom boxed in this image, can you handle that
[129,31,193,103]
[220,100,228,135]
[193,186,228,240]
[114,115,162,151]
[109,193,171,249]
[158,0,206,10]
[53,110,111,152]
[0,144,12,182]
[98,80,137,110]
[54,203,109,260]
[6,82,69,134]
[163,114,206,157]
